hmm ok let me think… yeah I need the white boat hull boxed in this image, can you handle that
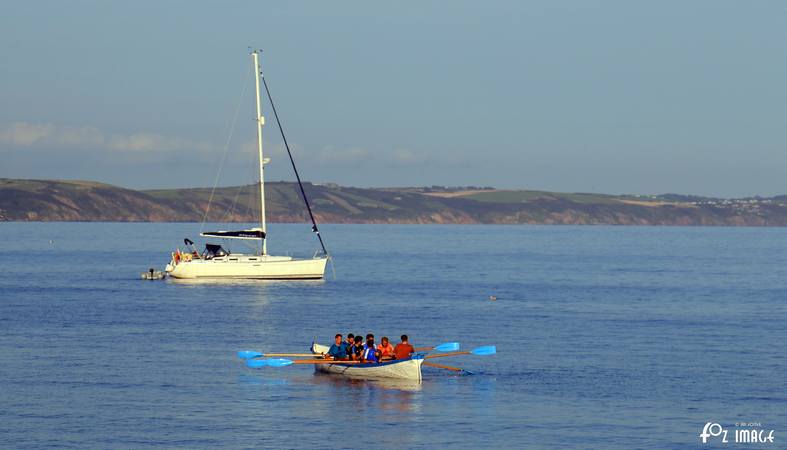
[162,53,330,280]
[166,255,327,279]
[311,343,423,381]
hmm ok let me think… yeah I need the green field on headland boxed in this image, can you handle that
[1,178,786,225]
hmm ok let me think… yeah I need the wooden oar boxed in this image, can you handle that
[414,342,460,352]
[423,361,465,372]
[424,346,496,360]
[240,342,459,360]
[247,358,361,368]
[291,359,360,365]
[238,351,318,359]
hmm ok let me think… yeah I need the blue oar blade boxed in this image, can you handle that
[434,342,460,352]
[238,350,263,359]
[264,358,294,368]
[246,359,269,368]
[471,346,496,356]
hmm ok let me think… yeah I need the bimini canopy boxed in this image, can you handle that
[204,244,229,258]
[200,228,266,240]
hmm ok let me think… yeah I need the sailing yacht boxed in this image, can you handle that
[165,50,328,279]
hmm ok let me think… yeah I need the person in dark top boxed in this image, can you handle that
[349,335,364,361]
[394,334,415,360]
[345,333,355,350]
[343,333,355,360]
[326,333,348,360]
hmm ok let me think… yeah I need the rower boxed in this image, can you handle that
[361,334,381,363]
[345,333,355,351]
[394,334,415,360]
[377,336,395,360]
[326,333,348,360]
[349,335,364,361]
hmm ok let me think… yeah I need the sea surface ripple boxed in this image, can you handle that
[1,223,786,448]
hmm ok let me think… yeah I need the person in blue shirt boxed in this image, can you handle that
[361,334,382,363]
[326,333,348,360]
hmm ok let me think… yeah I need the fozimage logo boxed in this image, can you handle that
[700,422,775,445]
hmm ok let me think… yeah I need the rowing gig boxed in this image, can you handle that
[311,343,424,381]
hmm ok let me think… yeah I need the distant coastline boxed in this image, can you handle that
[2,178,787,226]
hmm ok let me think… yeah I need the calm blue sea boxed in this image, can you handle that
[1,223,786,449]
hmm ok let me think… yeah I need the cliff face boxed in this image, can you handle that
[2,178,787,226]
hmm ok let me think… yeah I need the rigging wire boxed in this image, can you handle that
[243,181,255,221]
[200,69,250,232]
[219,182,247,223]
[260,72,329,256]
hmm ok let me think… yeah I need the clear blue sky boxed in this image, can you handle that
[1,1,786,197]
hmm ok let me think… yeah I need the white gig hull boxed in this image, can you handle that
[166,255,327,279]
[311,343,424,381]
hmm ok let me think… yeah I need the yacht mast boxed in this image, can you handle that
[252,50,267,255]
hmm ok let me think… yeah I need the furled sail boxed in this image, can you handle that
[199,228,265,240]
